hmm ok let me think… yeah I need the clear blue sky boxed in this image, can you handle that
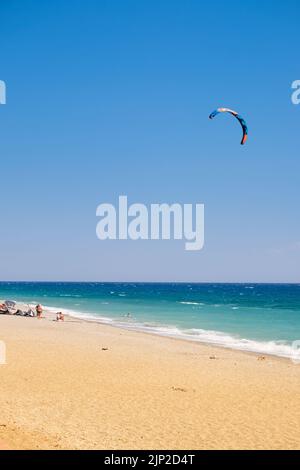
[0,0,299,282]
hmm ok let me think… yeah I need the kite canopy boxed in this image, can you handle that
[209,107,248,145]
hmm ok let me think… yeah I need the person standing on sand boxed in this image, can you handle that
[36,304,43,319]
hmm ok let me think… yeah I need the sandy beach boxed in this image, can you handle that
[0,311,300,450]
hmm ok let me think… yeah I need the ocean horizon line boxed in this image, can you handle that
[0,280,299,285]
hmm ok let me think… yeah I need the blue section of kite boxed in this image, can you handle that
[209,107,248,145]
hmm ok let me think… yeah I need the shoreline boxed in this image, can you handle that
[64,310,291,364]
[4,299,298,361]
[3,304,291,363]
[1,312,300,449]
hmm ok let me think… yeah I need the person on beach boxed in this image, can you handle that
[0,303,7,314]
[36,304,43,319]
[56,312,64,322]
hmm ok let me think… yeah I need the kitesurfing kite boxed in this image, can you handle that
[209,108,248,145]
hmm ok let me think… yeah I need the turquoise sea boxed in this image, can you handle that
[0,282,300,358]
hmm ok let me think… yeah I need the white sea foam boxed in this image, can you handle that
[42,304,114,324]
[112,322,299,359]
[179,301,204,305]
[59,294,82,298]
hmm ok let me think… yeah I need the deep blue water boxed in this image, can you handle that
[0,282,300,357]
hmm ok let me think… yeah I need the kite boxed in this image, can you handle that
[209,107,248,145]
